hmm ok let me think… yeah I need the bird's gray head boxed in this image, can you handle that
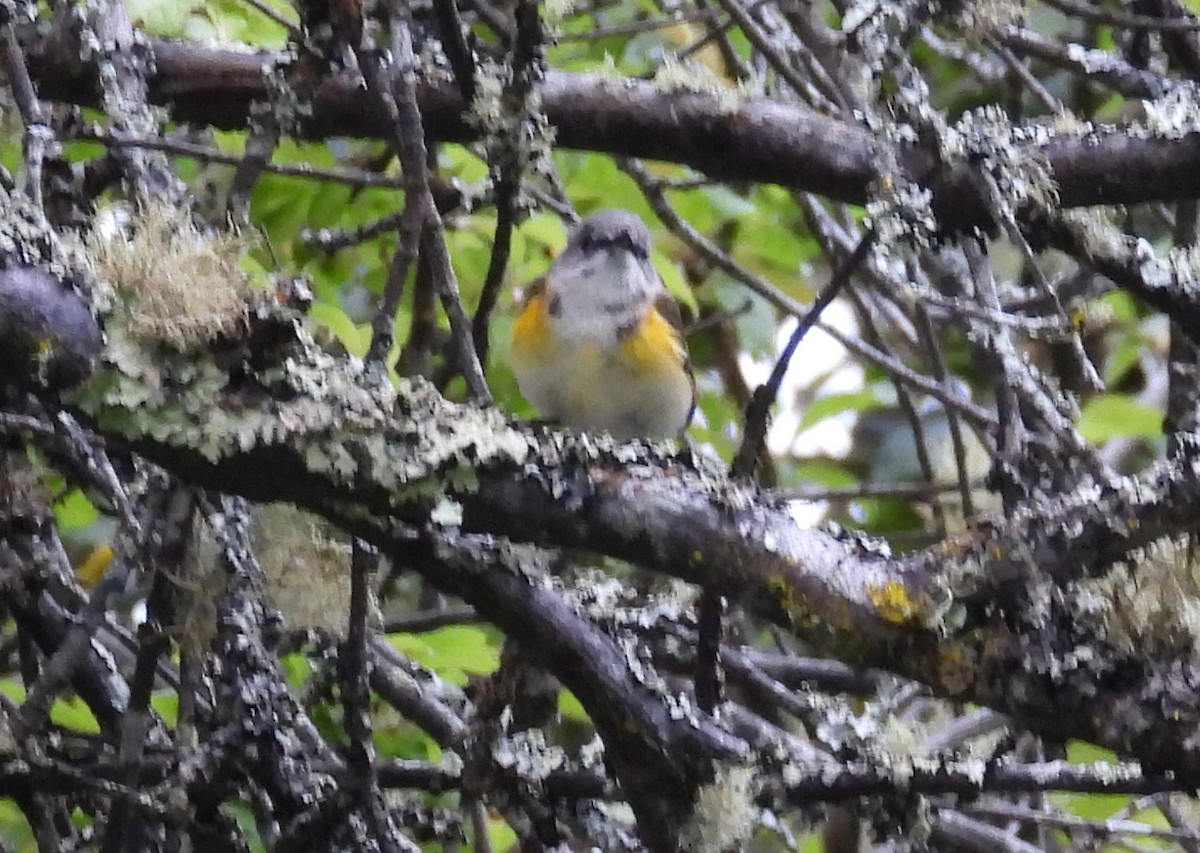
[545,209,661,343]
[566,209,652,260]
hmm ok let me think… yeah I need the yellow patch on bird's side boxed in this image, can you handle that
[618,308,686,376]
[76,544,115,588]
[510,294,552,358]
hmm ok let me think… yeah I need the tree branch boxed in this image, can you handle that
[7,270,1199,787]
[19,33,1200,233]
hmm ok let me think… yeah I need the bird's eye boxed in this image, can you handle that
[579,231,596,253]
[613,232,646,259]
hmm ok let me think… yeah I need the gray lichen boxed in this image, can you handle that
[678,762,759,853]
[652,54,751,114]
[254,502,361,637]
[944,105,1060,219]
[66,244,534,536]
[1140,82,1200,141]
[951,0,1026,43]
[82,203,250,351]
[1071,537,1200,657]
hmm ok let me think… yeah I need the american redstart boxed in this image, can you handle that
[510,210,695,440]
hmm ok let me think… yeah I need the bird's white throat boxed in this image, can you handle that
[546,250,660,345]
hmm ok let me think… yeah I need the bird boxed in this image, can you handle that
[509,209,695,441]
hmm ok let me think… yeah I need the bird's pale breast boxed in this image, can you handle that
[510,297,692,440]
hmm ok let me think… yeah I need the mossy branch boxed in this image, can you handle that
[10,261,1200,788]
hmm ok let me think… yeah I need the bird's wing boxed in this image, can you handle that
[653,289,697,435]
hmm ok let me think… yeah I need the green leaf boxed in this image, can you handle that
[655,249,697,315]
[853,498,924,537]
[54,489,100,531]
[151,694,179,728]
[690,390,743,459]
[388,626,500,686]
[280,651,314,689]
[783,460,858,489]
[309,303,370,358]
[0,798,32,849]
[558,689,589,723]
[1097,290,1139,323]
[484,816,517,853]
[711,277,779,360]
[50,696,100,735]
[1077,394,1163,443]
[1051,747,1132,824]
[732,208,816,284]
[305,184,354,231]
[520,212,570,257]
[1064,740,1117,763]
[125,0,195,37]
[375,720,442,763]
[799,390,882,431]
[1102,339,1141,388]
[560,153,645,214]
[699,185,758,220]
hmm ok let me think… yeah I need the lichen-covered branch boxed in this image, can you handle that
[17,32,1200,234]
[12,2,1200,848]
[9,250,1200,791]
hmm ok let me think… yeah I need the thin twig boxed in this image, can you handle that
[693,589,725,713]
[460,0,513,41]
[306,210,405,252]
[433,0,477,102]
[962,239,1024,512]
[342,541,409,853]
[226,103,282,224]
[392,16,491,402]
[932,811,1044,853]
[237,0,299,32]
[675,0,751,82]
[994,24,1169,98]
[382,605,478,634]
[559,7,718,41]
[88,0,181,204]
[961,802,1200,844]
[78,126,408,190]
[471,0,544,368]
[694,230,871,712]
[102,486,196,853]
[1166,199,1200,455]
[712,0,816,100]
[988,37,1065,114]
[914,305,978,519]
[469,800,494,853]
[975,168,1104,393]
[1041,0,1200,31]
[731,228,875,479]
[621,158,997,431]
[845,280,946,536]
[1160,796,1200,853]
[1,19,51,212]
[773,478,986,502]
[347,3,491,400]
[367,202,422,365]
[396,249,439,379]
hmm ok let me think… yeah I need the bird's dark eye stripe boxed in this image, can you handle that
[614,233,642,257]
[579,232,649,259]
